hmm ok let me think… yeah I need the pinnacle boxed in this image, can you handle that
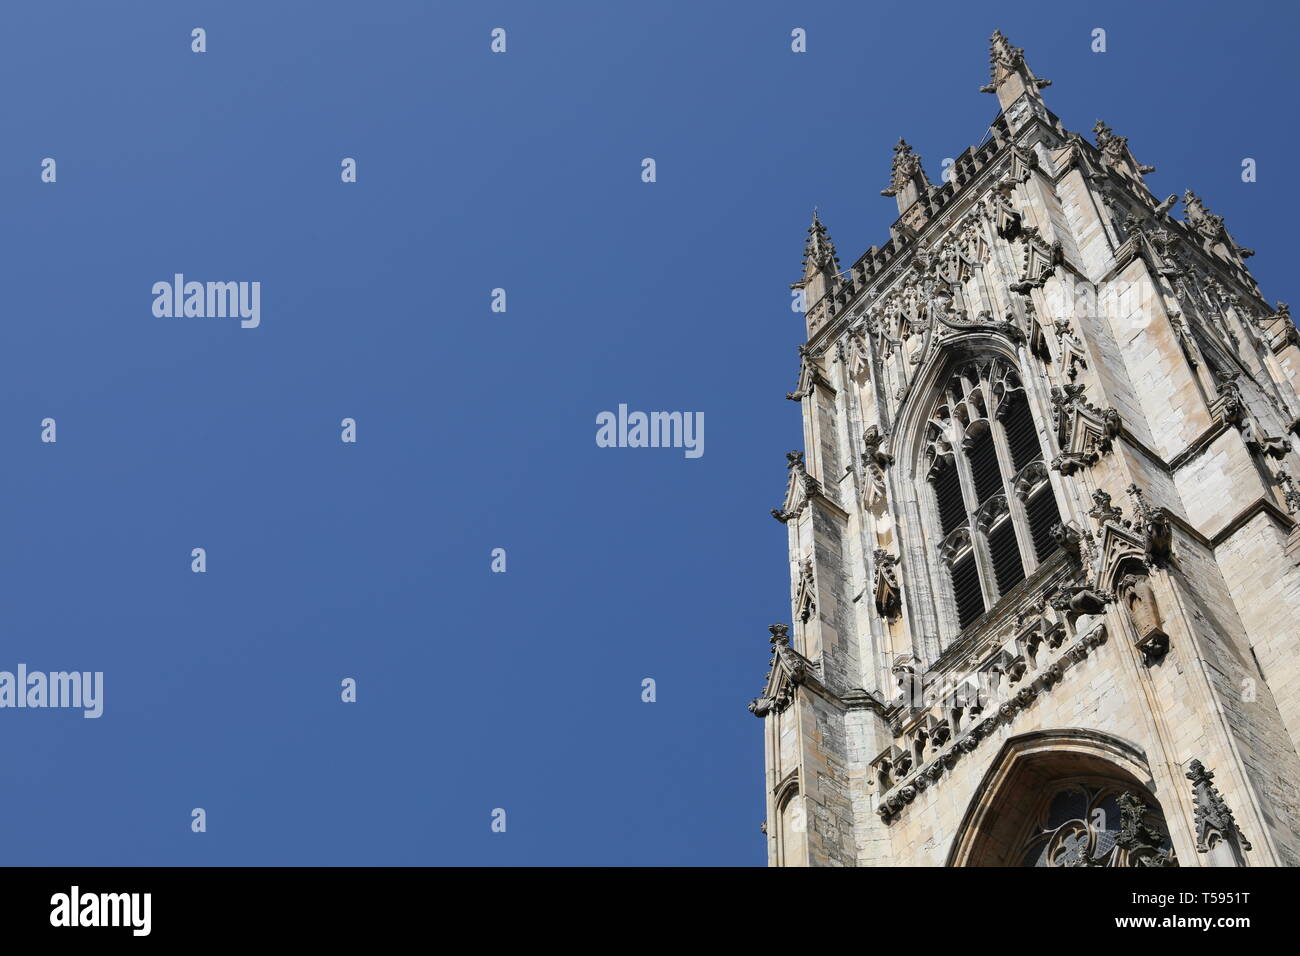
[981,28,1050,95]
[802,210,839,275]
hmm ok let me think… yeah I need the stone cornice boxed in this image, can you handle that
[1108,424,1295,543]
[1162,420,1233,473]
[1209,497,1296,547]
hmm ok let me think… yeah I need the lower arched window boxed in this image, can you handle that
[1017,779,1177,867]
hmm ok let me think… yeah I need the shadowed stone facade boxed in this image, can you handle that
[751,31,1300,867]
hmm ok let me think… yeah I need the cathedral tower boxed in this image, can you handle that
[753,30,1300,866]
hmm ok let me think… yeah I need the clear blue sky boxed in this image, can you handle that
[1,1,1293,865]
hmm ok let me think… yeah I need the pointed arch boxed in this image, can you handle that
[890,333,1064,646]
[946,729,1176,866]
[893,331,1024,475]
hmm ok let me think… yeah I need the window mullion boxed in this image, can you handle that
[991,417,1038,576]
[949,415,999,611]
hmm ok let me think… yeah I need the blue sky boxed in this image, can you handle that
[0,1,1293,865]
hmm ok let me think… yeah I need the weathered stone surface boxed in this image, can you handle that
[756,31,1300,867]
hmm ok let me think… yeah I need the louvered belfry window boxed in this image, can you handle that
[924,358,1061,634]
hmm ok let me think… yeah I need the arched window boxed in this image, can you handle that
[1017,779,1177,867]
[925,358,1062,631]
[948,733,1180,868]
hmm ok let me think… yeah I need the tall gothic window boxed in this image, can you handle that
[925,358,1062,631]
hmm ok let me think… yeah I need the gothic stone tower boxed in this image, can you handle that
[751,31,1300,867]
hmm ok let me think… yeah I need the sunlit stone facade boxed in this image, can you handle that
[752,31,1300,867]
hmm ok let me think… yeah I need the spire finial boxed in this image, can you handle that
[801,211,839,276]
[980,29,1051,109]
[880,138,929,198]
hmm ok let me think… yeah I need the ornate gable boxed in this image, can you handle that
[1049,383,1121,475]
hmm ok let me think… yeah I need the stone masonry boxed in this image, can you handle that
[750,31,1300,867]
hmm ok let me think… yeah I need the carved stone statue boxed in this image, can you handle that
[1119,573,1169,665]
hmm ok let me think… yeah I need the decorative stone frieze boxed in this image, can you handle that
[872,615,1108,824]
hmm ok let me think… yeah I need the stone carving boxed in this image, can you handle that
[795,558,817,624]
[786,343,833,401]
[1093,120,1156,179]
[1110,792,1178,867]
[1186,760,1252,856]
[994,190,1022,240]
[1126,484,1173,567]
[1216,375,1246,427]
[1275,471,1300,515]
[861,425,894,500]
[979,29,1051,94]
[1055,583,1111,617]
[1087,489,1123,526]
[873,549,903,621]
[1053,317,1088,381]
[1010,226,1061,293]
[1007,145,1038,185]
[1183,190,1254,263]
[880,138,930,198]
[1167,311,1200,368]
[747,623,808,718]
[1242,418,1292,460]
[1119,572,1169,665]
[800,210,839,276]
[891,655,920,704]
[1217,375,1294,458]
[861,425,894,471]
[1050,521,1084,563]
[1049,384,1121,475]
[771,450,822,523]
[872,623,1108,824]
[932,304,1026,345]
[1153,193,1179,217]
[1020,784,1175,867]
